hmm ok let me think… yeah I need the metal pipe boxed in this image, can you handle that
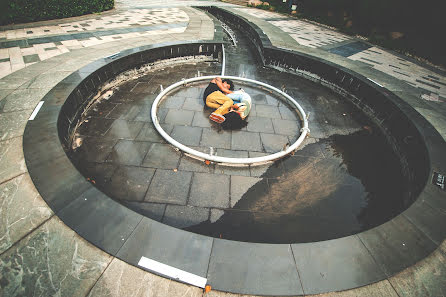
[151,75,309,166]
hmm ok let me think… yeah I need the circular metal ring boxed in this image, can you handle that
[151,75,309,166]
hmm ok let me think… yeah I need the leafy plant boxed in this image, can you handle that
[1,0,114,25]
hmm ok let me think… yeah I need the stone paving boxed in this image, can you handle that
[234,7,446,101]
[1,0,446,296]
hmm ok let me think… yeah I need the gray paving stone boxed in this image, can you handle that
[145,169,192,205]
[162,205,209,228]
[87,258,203,297]
[249,151,285,178]
[163,109,194,125]
[207,239,303,295]
[214,149,251,177]
[18,71,71,90]
[231,130,262,151]
[358,215,438,276]
[142,143,181,169]
[108,166,155,201]
[0,174,53,254]
[136,122,173,143]
[0,110,31,141]
[251,93,268,104]
[272,118,300,136]
[0,88,48,112]
[0,217,112,297]
[200,128,231,149]
[76,137,118,162]
[279,105,299,120]
[260,133,290,153]
[170,125,202,146]
[191,111,213,128]
[182,96,205,111]
[77,118,115,137]
[121,201,166,222]
[133,104,153,122]
[0,89,13,102]
[246,116,274,133]
[105,140,151,166]
[292,235,385,294]
[230,175,262,207]
[102,119,144,140]
[0,137,26,183]
[105,103,144,120]
[188,172,230,208]
[254,104,282,118]
[178,155,214,173]
[161,95,186,109]
[315,280,399,297]
[116,217,213,277]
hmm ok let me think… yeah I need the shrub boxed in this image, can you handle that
[0,0,114,25]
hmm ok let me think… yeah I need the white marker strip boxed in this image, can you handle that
[138,256,207,288]
[221,44,226,76]
[29,101,44,121]
[367,78,384,88]
[160,84,164,92]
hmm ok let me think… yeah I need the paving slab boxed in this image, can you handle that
[0,174,53,254]
[292,235,386,294]
[388,241,446,297]
[358,215,438,276]
[87,257,203,297]
[142,142,181,169]
[0,216,112,297]
[117,217,213,277]
[105,140,152,166]
[0,137,26,183]
[121,201,166,222]
[145,169,192,205]
[57,187,143,255]
[207,239,303,295]
[108,165,156,201]
[163,204,210,228]
[0,110,32,141]
[189,172,230,208]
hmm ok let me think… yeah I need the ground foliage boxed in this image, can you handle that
[251,0,446,69]
[0,0,114,25]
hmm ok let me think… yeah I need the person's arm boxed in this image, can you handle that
[214,77,233,94]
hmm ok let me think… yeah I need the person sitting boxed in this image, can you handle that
[203,77,236,123]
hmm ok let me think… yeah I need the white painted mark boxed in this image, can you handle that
[367,78,384,88]
[221,44,226,76]
[29,101,44,121]
[160,84,164,92]
[138,256,207,288]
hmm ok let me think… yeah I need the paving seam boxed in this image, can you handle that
[0,213,55,257]
[82,254,116,297]
[290,243,306,296]
[402,212,443,246]
[0,171,27,187]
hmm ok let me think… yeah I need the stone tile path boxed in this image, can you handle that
[0,8,189,78]
[235,7,446,101]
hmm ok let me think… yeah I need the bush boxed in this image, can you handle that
[0,0,114,25]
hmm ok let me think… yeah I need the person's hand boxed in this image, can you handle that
[231,104,239,110]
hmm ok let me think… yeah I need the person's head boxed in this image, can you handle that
[222,79,234,91]
[221,111,248,130]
